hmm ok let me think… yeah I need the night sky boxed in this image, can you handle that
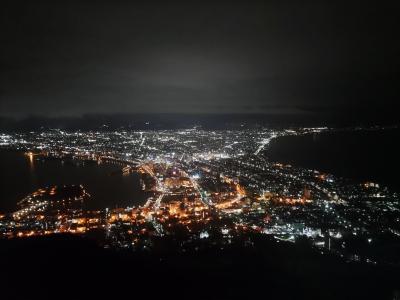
[1,1,399,118]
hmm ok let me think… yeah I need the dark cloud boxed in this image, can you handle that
[1,1,399,117]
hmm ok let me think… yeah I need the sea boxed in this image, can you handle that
[0,150,147,213]
[264,128,399,192]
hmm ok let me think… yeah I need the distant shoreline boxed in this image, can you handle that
[265,128,400,192]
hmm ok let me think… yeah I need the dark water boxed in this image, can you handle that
[266,129,400,191]
[0,150,147,213]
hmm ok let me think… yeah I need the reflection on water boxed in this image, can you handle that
[0,150,147,213]
[28,152,34,168]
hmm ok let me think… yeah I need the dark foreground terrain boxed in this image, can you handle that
[1,234,399,300]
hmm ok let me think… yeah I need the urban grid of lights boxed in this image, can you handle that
[0,126,399,266]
